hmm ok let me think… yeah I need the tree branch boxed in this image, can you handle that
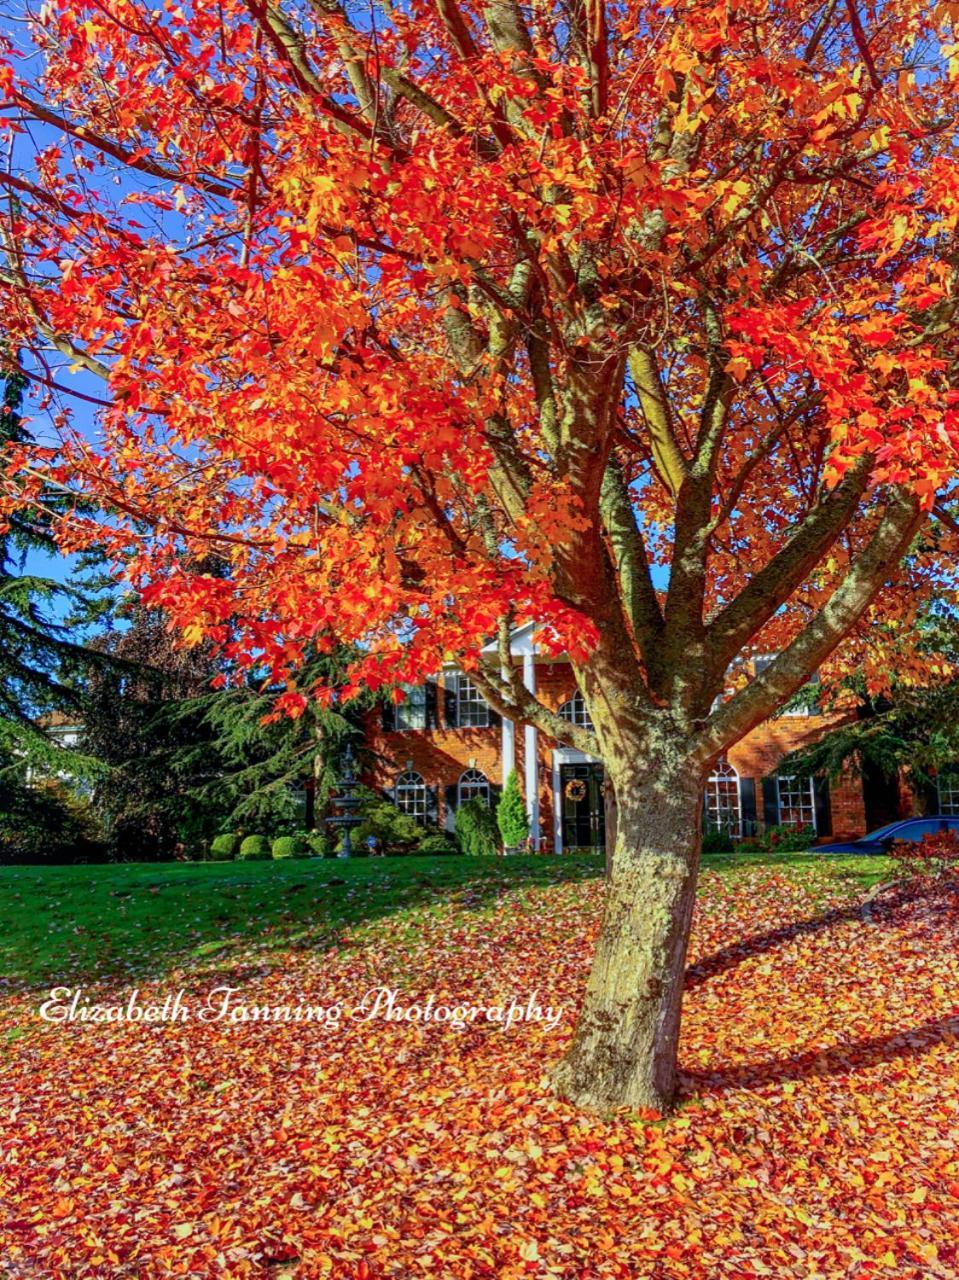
[695,491,924,762]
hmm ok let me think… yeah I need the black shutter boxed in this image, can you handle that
[761,777,780,830]
[425,785,439,826]
[381,698,396,732]
[487,704,502,728]
[444,783,458,832]
[740,778,757,837]
[425,679,438,729]
[813,775,832,837]
[444,676,458,728]
[489,781,502,809]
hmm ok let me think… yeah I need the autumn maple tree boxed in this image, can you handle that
[2,0,959,1111]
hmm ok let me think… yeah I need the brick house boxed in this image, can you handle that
[364,624,873,851]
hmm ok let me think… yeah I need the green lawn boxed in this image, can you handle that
[0,850,892,989]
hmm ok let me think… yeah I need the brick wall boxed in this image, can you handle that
[364,665,868,844]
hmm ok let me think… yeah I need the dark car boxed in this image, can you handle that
[815,815,959,855]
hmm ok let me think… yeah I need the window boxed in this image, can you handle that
[395,683,427,731]
[458,768,491,807]
[776,776,816,830]
[395,770,427,819]
[558,692,594,730]
[456,675,490,728]
[705,760,741,837]
[937,772,959,815]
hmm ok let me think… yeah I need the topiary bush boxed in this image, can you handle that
[238,834,271,860]
[209,833,239,861]
[456,798,498,856]
[272,834,309,859]
[496,770,528,850]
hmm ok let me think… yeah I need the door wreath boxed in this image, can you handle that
[564,778,587,803]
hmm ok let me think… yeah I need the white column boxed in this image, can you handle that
[501,656,515,783]
[501,716,515,783]
[523,652,540,844]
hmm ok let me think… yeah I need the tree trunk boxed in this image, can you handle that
[552,756,705,1113]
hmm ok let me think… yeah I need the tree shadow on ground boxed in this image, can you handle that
[681,1014,959,1096]
[0,853,605,989]
[684,879,950,991]
[682,878,959,1096]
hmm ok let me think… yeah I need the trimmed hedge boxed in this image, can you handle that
[209,834,239,861]
[238,835,271,860]
[272,835,309,859]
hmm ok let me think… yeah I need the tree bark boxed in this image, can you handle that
[553,748,705,1113]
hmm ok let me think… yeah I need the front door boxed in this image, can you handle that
[560,763,606,850]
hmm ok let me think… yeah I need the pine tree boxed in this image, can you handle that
[0,358,107,779]
[496,770,529,850]
[170,646,370,837]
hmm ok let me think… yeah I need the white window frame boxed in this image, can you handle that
[558,691,594,730]
[705,760,742,837]
[776,775,816,830]
[395,770,427,819]
[937,771,959,815]
[395,683,427,731]
[456,675,490,728]
[457,768,491,807]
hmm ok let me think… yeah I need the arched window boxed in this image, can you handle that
[705,760,741,837]
[458,768,491,807]
[938,771,959,815]
[558,691,594,730]
[395,770,427,819]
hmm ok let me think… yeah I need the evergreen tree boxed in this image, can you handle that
[83,610,368,858]
[496,770,529,850]
[783,614,959,806]
[169,646,369,837]
[0,357,108,779]
[81,602,225,859]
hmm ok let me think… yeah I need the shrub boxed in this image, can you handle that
[890,829,959,881]
[456,798,499,856]
[761,823,815,852]
[418,831,460,856]
[238,835,271,860]
[496,770,528,849]
[306,830,336,858]
[209,834,239,861]
[702,824,735,853]
[272,835,308,859]
[0,776,107,865]
[353,789,426,853]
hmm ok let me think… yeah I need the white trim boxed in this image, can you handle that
[775,775,817,831]
[523,652,540,841]
[481,619,537,657]
[552,747,600,853]
[705,759,742,838]
[501,716,515,783]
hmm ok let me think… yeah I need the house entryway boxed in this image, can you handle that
[559,761,606,851]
